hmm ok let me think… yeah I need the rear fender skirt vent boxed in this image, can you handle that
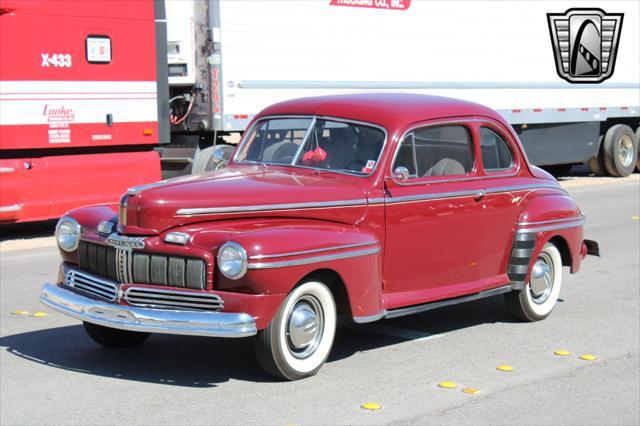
[508,231,537,289]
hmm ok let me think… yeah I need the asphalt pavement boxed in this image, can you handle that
[1,179,638,425]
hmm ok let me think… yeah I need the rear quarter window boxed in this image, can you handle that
[479,128,513,171]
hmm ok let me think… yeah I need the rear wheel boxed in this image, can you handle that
[504,242,563,322]
[83,322,150,348]
[602,124,637,177]
[254,281,337,380]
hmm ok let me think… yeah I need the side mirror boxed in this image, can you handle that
[393,166,410,181]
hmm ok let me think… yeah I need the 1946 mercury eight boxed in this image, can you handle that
[41,94,599,380]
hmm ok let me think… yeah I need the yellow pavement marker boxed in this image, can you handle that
[462,387,481,395]
[361,402,381,411]
[32,312,48,317]
[579,354,597,361]
[437,381,457,389]
[553,350,571,356]
[11,310,29,315]
[496,365,514,372]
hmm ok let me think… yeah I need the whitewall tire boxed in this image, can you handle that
[254,281,337,380]
[505,242,563,321]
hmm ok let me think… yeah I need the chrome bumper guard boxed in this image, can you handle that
[40,282,257,338]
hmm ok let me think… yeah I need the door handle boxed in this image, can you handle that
[474,189,486,201]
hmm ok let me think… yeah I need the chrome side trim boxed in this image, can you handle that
[485,183,567,195]
[384,285,513,319]
[0,204,21,213]
[383,184,563,205]
[375,183,565,206]
[517,218,584,233]
[368,197,386,205]
[248,247,380,270]
[249,241,378,260]
[176,184,564,217]
[353,311,387,324]
[41,282,257,338]
[177,198,367,216]
[0,167,15,173]
[385,189,480,204]
[517,215,584,226]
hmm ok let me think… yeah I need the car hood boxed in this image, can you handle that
[120,165,370,234]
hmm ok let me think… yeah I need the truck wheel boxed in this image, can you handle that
[602,124,637,177]
[635,127,640,171]
[83,322,150,348]
[254,281,337,380]
[192,144,235,174]
[504,242,563,322]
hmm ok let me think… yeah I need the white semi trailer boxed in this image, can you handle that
[161,0,640,177]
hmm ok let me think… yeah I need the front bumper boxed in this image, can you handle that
[40,282,257,338]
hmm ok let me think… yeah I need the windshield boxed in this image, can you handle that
[234,117,386,175]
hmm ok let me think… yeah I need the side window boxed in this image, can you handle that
[394,125,474,179]
[480,128,513,171]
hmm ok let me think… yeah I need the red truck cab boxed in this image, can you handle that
[0,0,161,222]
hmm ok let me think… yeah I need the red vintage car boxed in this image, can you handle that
[41,94,599,380]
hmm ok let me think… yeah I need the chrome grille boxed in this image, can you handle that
[78,241,206,289]
[65,269,118,301]
[124,287,223,311]
[116,248,133,283]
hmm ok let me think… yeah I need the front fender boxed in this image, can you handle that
[59,204,118,264]
[186,219,384,320]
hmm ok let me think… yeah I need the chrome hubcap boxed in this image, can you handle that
[529,253,554,304]
[286,296,323,359]
[618,135,634,167]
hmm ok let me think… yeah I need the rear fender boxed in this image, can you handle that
[508,193,584,288]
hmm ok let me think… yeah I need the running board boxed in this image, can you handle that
[384,285,513,319]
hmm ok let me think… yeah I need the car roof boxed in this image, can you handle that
[257,93,505,131]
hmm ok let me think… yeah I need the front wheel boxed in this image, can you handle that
[504,242,563,322]
[254,281,337,380]
[83,322,150,348]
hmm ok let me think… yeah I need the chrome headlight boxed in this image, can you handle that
[55,216,81,252]
[217,241,248,280]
